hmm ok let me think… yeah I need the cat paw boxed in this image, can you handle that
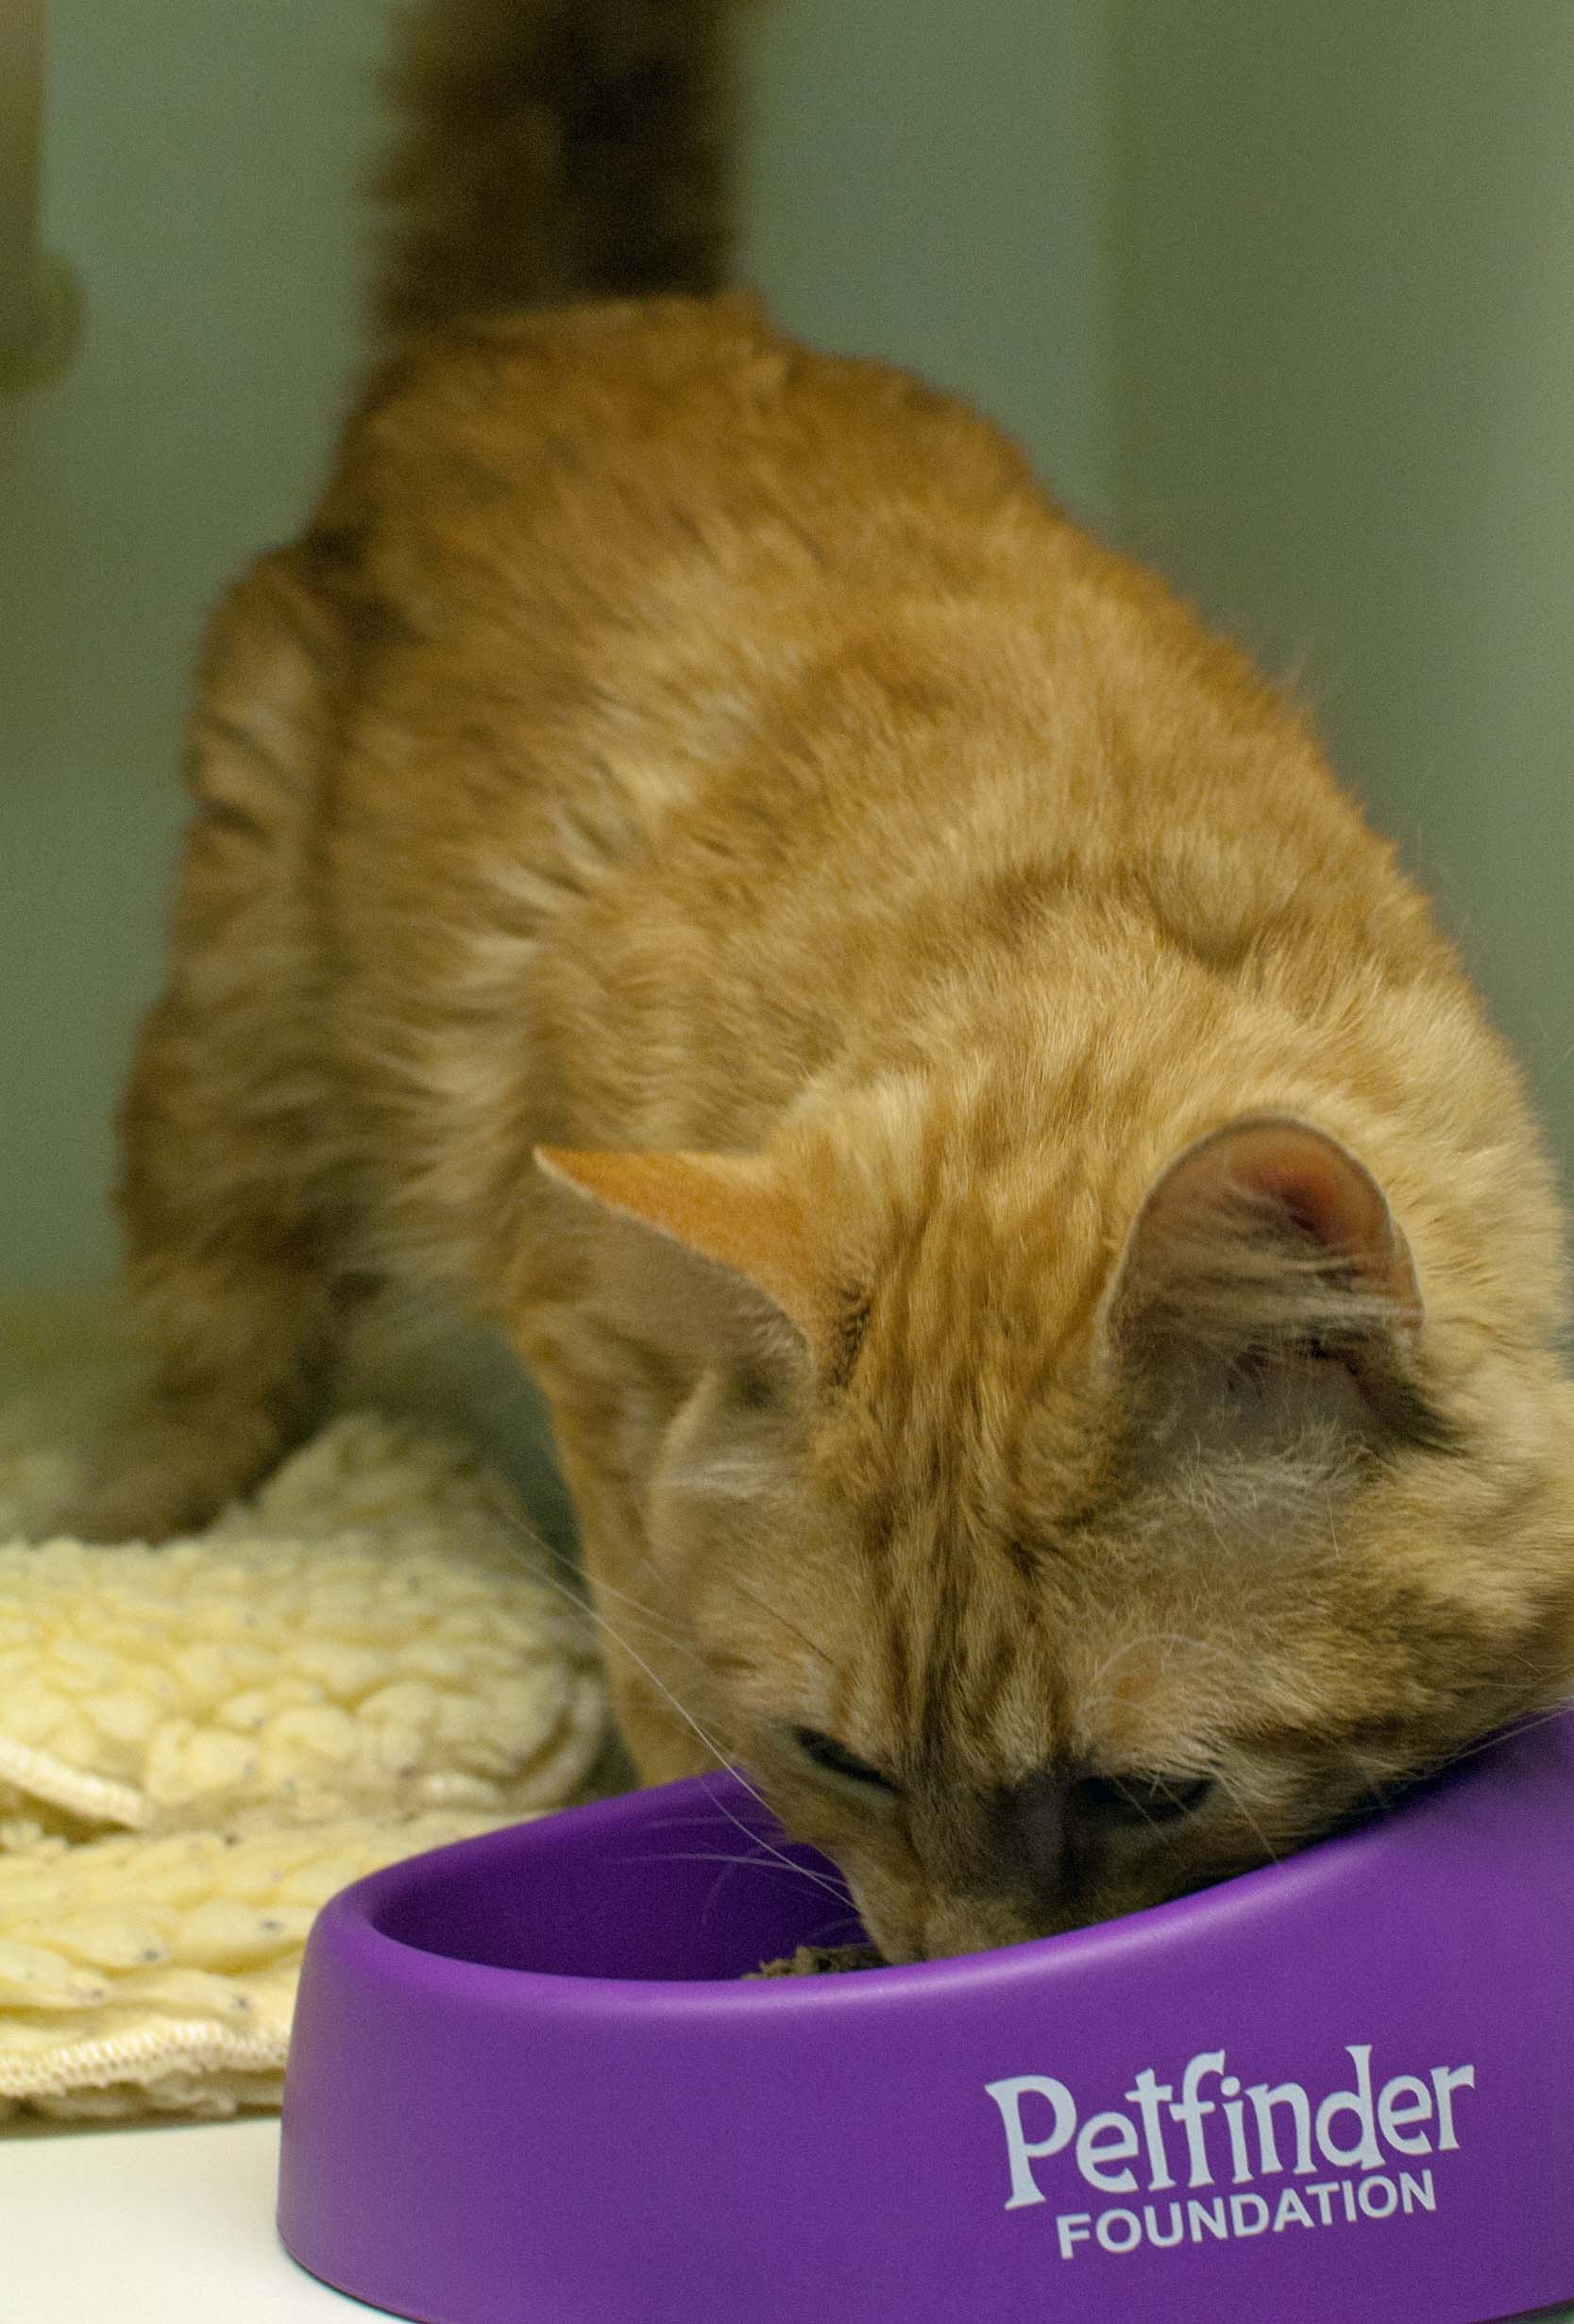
[55,1431,258,1542]
[57,1466,230,1545]
[57,1416,270,1544]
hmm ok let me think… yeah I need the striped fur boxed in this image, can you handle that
[76,0,1574,1960]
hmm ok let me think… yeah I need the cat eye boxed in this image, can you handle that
[793,1726,897,1792]
[1072,1772,1214,1827]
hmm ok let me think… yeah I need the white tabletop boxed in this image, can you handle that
[4,2113,1570,2323]
[0,2117,370,2321]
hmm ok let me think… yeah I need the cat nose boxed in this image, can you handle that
[991,1769,1077,1895]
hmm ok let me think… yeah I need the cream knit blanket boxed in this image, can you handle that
[0,1304,607,2121]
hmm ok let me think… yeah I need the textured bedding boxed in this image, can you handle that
[0,1301,606,2118]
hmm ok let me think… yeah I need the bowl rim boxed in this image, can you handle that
[307,1747,1466,2022]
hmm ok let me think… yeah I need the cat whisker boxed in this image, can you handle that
[1332,1740,1398,1818]
[721,1568,837,1671]
[797,1911,871,1949]
[625,1848,853,1906]
[576,1568,691,1648]
[497,1525,695,1649]
[528,1557,698,1668]
[1434,1700,1573,1774]
[518,1553,844,1907]
[1210,1769,1283,1864]
[635,1809,849,1906]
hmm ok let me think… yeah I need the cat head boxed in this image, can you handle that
[536,1099,1574,1962]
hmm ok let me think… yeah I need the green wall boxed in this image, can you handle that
[1111,0,1574,1185]
[742,0,1113,526]
[2,1,382,1290]
[6,1,1574,1298]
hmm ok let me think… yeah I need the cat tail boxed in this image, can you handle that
[369,0,747,342]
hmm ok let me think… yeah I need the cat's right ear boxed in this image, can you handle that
[1103,1116,1442,1452]
[533,1147,849,1377]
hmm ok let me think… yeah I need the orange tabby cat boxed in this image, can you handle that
[76,0,1574,1961]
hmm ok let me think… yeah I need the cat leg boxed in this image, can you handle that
[70,1157,343,1544]
[68,550,352,1542]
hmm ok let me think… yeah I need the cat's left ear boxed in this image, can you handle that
[1106,1116,1430,1441]
[534,1147,842,1370]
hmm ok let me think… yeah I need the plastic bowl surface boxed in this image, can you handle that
[279,1712,1574,2323]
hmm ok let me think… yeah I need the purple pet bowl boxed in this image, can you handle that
[279,1713,1574,2324]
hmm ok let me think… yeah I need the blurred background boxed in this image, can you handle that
[3,0,1572,1296]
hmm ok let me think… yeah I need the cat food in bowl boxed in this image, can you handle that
[278,1711,1574,2324]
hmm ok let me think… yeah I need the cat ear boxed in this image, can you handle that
[1108,1116,1431,1444]
[533,1147,836,1365]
